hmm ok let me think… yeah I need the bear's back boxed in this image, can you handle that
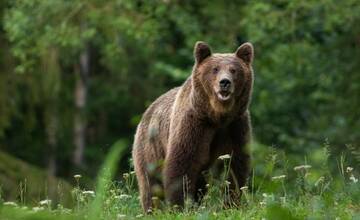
[134,86,181,158]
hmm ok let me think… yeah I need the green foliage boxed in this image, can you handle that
[242,0,360,154]
[0,0,359,217]
[1,0,358,170]
[88,140,127,219]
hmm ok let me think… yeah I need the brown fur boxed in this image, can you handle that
[132,41,254,212]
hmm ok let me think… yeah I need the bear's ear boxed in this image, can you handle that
[235,42,254,64]
[194,41,212,64]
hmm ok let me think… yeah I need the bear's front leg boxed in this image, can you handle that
[229,151,251,197]
[228,112,252,205]
[163,114,212,207]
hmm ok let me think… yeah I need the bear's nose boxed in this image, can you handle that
[219,79,231,90]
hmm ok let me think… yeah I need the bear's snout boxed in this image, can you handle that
[216,76,234,102]
[219,78,231,91]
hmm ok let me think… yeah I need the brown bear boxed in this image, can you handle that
[132,41,254,212]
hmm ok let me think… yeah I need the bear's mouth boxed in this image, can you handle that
[217,91,232,101]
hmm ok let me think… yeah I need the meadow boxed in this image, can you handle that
[0,141,358,219]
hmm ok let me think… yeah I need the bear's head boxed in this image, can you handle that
[192,41,254,116]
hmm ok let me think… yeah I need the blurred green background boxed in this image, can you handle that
[0,0,359,203]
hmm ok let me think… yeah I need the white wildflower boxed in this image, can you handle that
[32,207,44,212]
[225,180,231,186]
[294,165,312,171]
[130,171,136,175]
[205,184,210,188]
[39,199,51,206]
[117,214,126,219]
[218,154,231,160]
[280,196,286,204]
[259,201,266,206]
[136,214,144,218]
[82,190,95,196]
[271,175,286,181]
[346,167,353,173]
[62,208,72,214]
[3,201,17,207]
[315,176,325,186]
[349,175,358,183]
[262,193,274,201]
[240,186,248,191]
[123,173,130,179]
[119,194,132,199]
[73,174,82,179]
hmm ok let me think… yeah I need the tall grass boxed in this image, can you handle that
[0,141,358,219]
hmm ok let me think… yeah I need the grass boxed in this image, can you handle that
[0,141,358,220]
[0,150,73,206]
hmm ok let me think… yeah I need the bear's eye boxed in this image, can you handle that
[229,68,236,74]
[213,67,219,74]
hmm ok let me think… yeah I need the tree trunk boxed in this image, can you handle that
[46,109,58,177]
[41,48,60,178]
[73,45,89,168]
